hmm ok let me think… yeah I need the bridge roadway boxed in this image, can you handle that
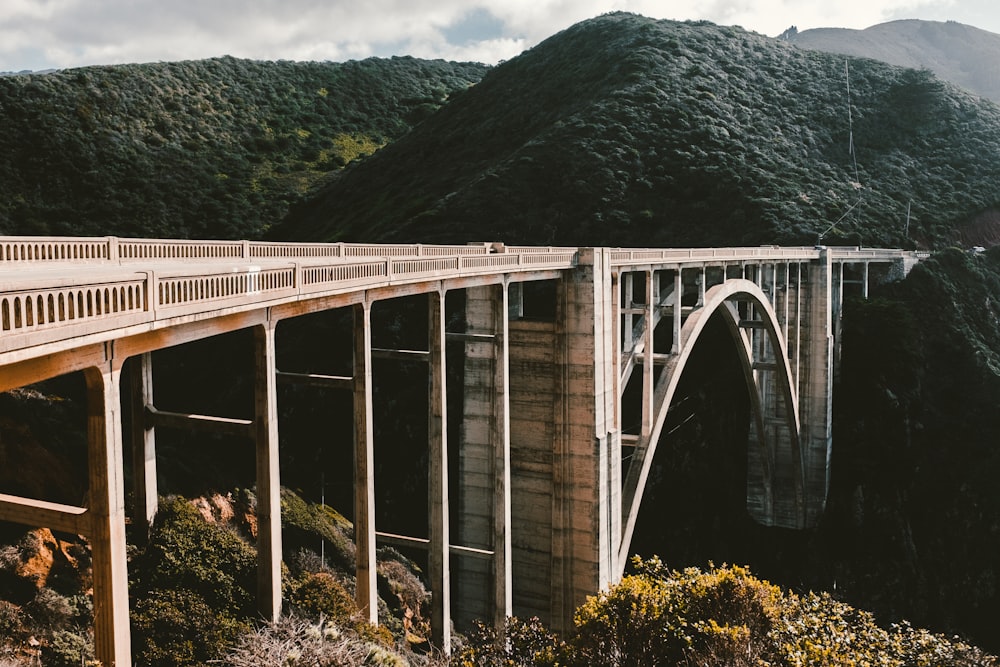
[0,236,923,665]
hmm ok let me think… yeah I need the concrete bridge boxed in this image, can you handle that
[0,236,922,665]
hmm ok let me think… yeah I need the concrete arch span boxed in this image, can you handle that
[617,278,802,573]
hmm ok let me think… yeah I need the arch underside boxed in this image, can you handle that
[618,279,804,572]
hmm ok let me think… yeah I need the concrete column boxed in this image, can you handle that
[550,248,617,633]
[832,262,845,372]
[623,273,634,351]
[85,363,131,667]
[782,263,791,345]
[611,272,622,456]
[428,289,451,652]
[491,285,513,628]
[641,270,655,438]
[798,251,834,527]
[455,283,512,630]
[253,323,282,622]
[353,302,378,624]
[129,352,157,540]
[698,266,707,306]
[795,263,803,395]
[671,270,682,354]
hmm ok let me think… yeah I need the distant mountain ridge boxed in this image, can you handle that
[785,19,1000,102]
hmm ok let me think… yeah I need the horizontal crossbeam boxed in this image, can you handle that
[375,531,494,561]
[445,332,496,342]
[371,348,430,362]
[276,371,353,390]
[145,407,254,437]
[0,493,91,536]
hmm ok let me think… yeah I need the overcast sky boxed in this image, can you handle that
[3,0,999,73]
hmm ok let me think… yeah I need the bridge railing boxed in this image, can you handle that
[0,245,579,355]
[0,236,496,265]
[609,246,820,265]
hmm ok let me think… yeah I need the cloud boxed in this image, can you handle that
[1,0,995,72]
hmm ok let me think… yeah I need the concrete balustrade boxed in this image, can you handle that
[0,235,500,265]
[0,237,111,262]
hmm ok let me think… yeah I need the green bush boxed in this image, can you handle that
[290,571,357,623]
[135,496,257,618]
[26,587,73,633]
[0,600,22,638]
[455,560,999,667]
[131,588,248,667]
[44,629,96,667]
[454,616,562,667]
[129,496,258,666]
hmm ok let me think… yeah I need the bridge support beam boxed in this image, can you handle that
[129,352,157,541]
[353,302,379,624]
[428,289,451,653]
[454,283,512,630]
[85,363,132,667]
[253,322,283,622]
[641,271,655,439]
[549,248,618,633]
[797,250,834,526]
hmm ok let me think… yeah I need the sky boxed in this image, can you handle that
[2,0,1000,73]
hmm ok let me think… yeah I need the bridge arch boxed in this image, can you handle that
[618,278,802,573]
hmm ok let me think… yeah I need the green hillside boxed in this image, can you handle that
[275,13,1000,249]
[0,56,487,239]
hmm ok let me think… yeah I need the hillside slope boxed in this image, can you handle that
[0,56,487,239]
[786,20,1000,103]
[275,13,1000,249]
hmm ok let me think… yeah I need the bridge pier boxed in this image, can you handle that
[454,283,512,630]
[253,322,283,622]
[508,249,618,633]
[352,302,379,624]
[428,290,451,652]
[797,249,835,526]
[85,362,132,667]
[129,353,157,541]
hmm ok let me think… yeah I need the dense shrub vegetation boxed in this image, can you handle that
[0,56,486,239]
[277,13,1000,249]
[457,560,997,666]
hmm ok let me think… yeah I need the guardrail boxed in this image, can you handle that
[0,244,578,355]
[609,246,924,266]
[0,236,924,358]
[609,246,820,265]
[0,236,496,265]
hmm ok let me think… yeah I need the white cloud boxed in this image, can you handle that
[1,0,997,72]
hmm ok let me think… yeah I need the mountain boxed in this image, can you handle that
[0,56,487,239]
[784,20,1000,103]
[274,13,1000,250]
